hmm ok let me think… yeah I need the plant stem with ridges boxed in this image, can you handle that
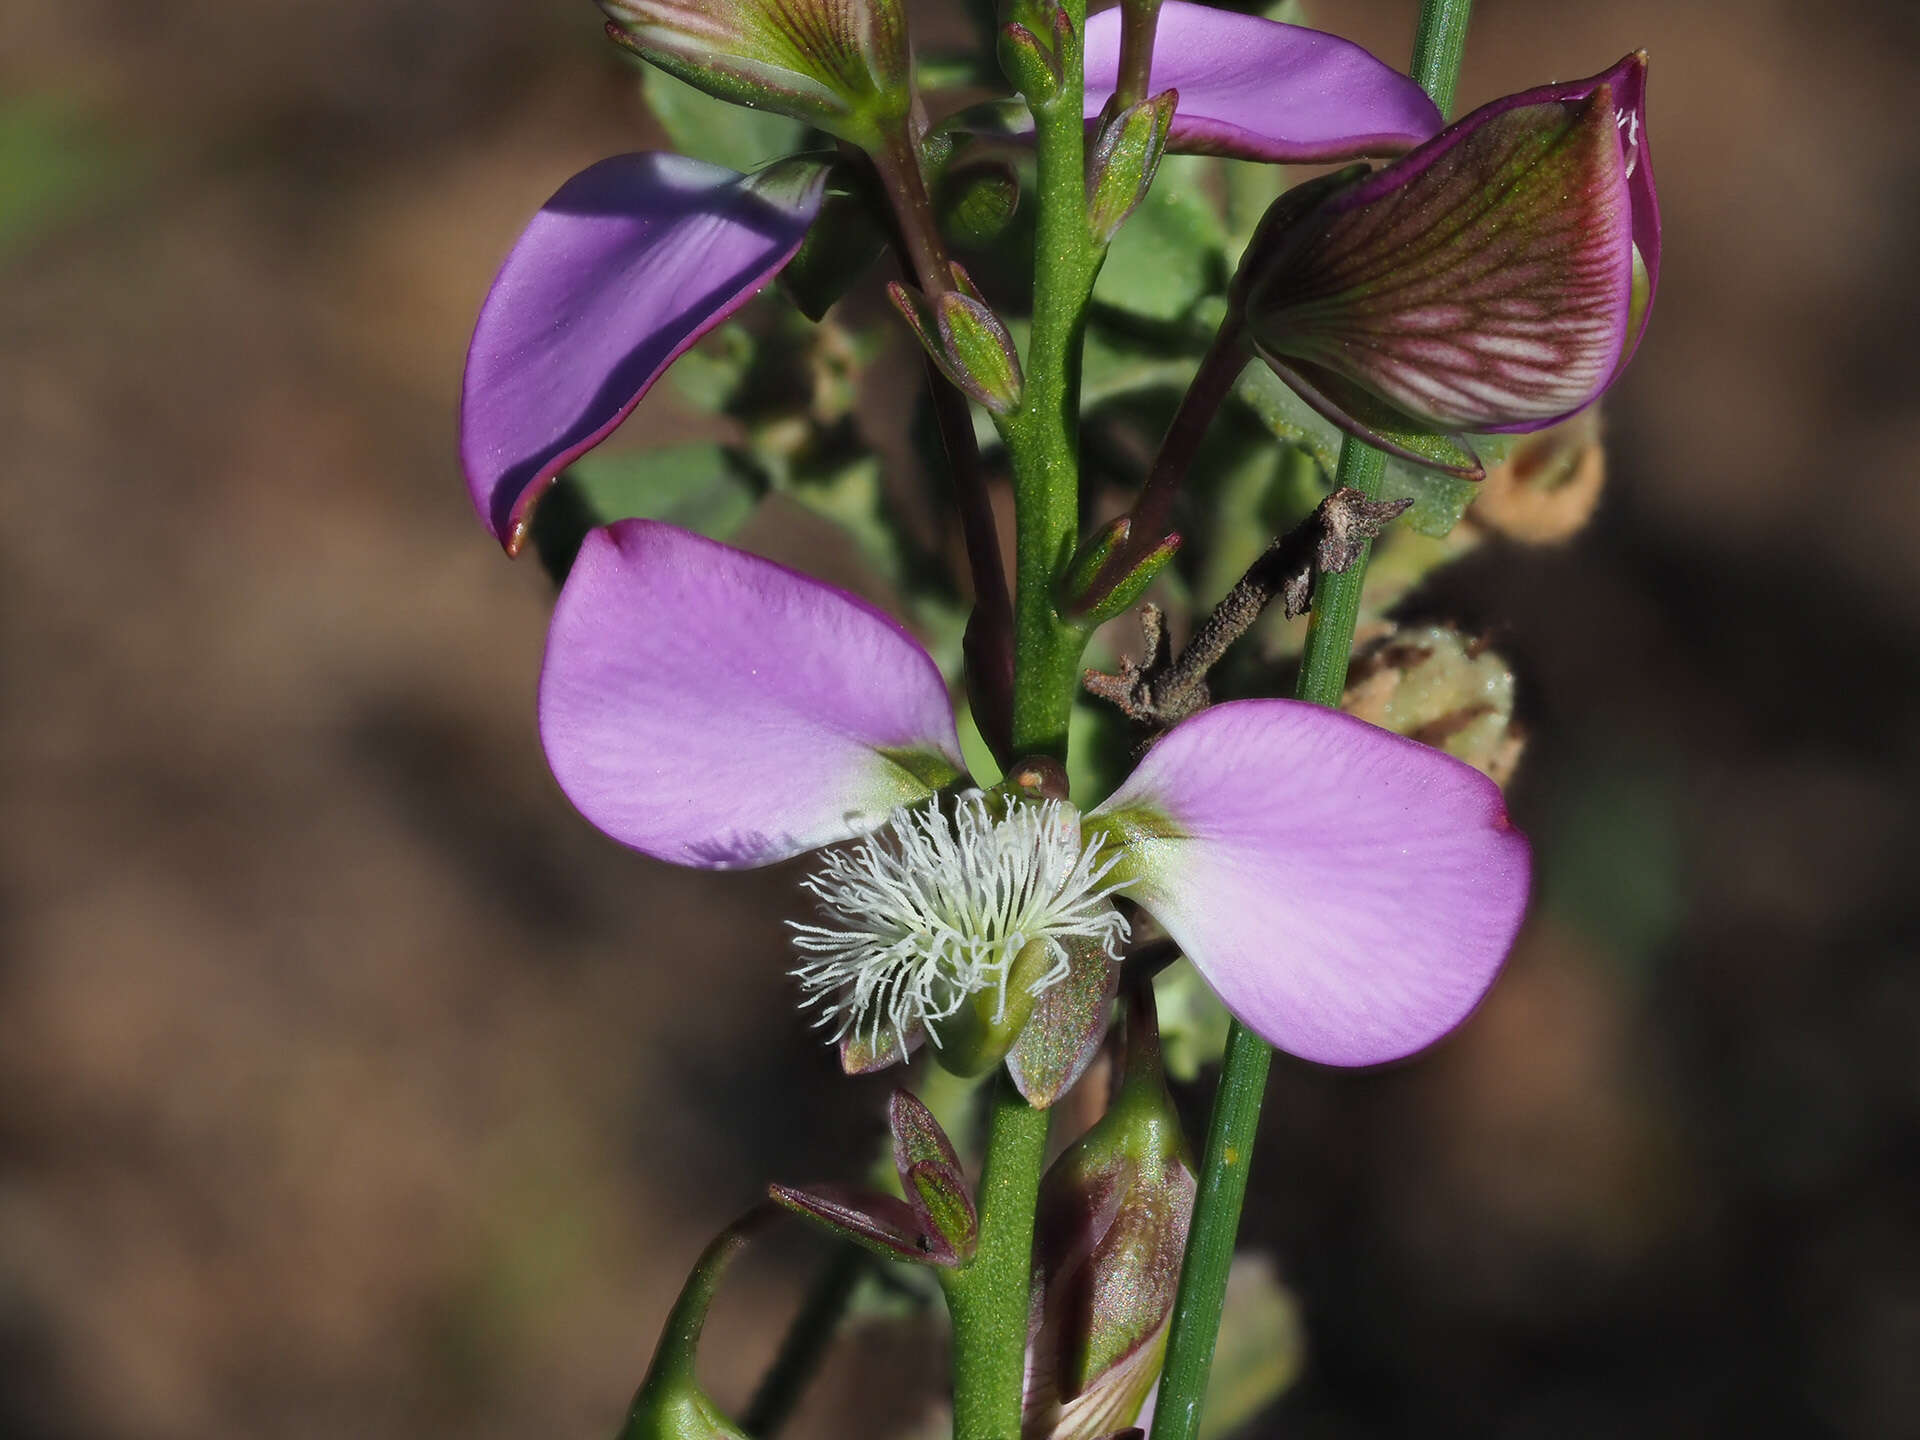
[1145,5,1475,1437]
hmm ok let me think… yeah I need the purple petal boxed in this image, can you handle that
[539,521,964,869]
[1083,2,1442,163]
[461,154,824,554]
[1091,701,1530,1067]
[1245,67,1644,437]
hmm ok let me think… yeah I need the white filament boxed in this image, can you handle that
[790,792,1131,1057]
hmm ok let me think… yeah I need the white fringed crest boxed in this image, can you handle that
[790,792,1130,1057]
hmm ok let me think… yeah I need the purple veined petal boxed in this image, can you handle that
[1090,701,1530,1068]
[1242,70,1640,438]
[461,153,825,554]
[1439,52,1660,422]
[1083,1,1443,163]
[539,521,965,869]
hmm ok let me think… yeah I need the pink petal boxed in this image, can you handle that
[1083,2,1443,163]
[1091,701,1530,1067]
[460,154,823,554]
[539,521,965,869]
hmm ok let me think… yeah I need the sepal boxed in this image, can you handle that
[1061,517,1180,626]
[890,1091,979,1259]
[770,1090,977,1267]
[887,273,1025,414]
[768,1182,957,1264]
[1086,90,1177,245]
[1007,933,1121,1109]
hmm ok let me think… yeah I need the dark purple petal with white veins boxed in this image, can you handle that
[461,154,823,553]
[1090,701,1530,1067]
[539,521,964,869]
[1083,2,1442,163]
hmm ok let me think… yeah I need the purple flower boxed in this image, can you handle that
[1238,54,1661,472]
[1081,1,1444,162]
[460,154,825,554]
[539,521,1531,1069]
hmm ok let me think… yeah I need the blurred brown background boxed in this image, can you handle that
[3,0,1918,1436]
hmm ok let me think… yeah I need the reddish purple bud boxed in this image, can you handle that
[890,1091,978,1259]
[1238,54,1660,473]
[888,276,1025,414]
[1024,986,1195,1439]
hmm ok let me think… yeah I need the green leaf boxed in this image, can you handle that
[1081,322,1201,410]
[530,443,765,583]
[640,66,809,172]
[1093,153,1229,323]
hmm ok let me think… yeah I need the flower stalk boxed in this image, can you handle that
[947,0,1103,1429]
[1145,8,1477,1440]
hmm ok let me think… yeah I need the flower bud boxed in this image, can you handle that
[1024,985,1195,1440]
[937,156,1022,248]
[1342,624,1524,787]
[1237,54,1659,473]
[601,0,914,150]
[614,1217,762,1440]
[1060,515,1180,626]
[1086,90,1177,244]
[888,273,1026,414]
[771,1090,978,1266]
[998,0,1073,103]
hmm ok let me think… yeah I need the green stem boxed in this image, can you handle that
[999,0,1101,759]
[1145,6,1475,1438]
[941,9,1102,1427]
[1409,0,1474,116]
[942,1076,1052,1440]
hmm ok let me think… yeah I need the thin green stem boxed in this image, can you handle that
[871,128,1015,753]
[942,1076,1052,1440]
[742,1245,864,1438]
[1409,0,1475,117]
[1146,5,1474,1438]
